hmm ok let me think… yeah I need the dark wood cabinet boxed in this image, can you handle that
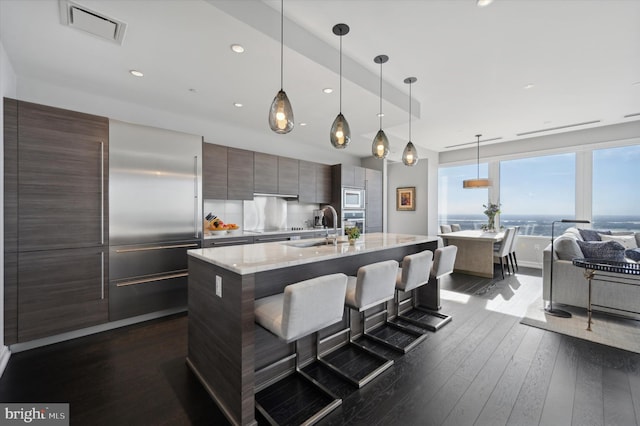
[316,163,332,204]
[202,142,228,199]
[18,247,108,342]
[227,148,254,200]
[254,152,278,194]
[341,165,366,188]
[298,160,316,203]
[3,99,109,343]
[203,236,254,247]
[277,156,299,195]
[365,168,383,233]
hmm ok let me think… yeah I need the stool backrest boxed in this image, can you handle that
[450,224,462,232]
[431,245,458,280]
[399,250,433,292]
[355,260,399,311]
[282,273,348,342]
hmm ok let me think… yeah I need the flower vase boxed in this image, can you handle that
[349,238,356,246]
[486,216,495,232]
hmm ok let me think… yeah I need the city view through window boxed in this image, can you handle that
[439,144,640,236]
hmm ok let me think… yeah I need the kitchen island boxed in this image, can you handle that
[186,232,439,426]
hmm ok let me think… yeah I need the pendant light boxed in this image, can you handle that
[330,24,351,149]
[462,134,491,188]
[268,0,294,134]
[402,77,419,166]
[372,54,390,159]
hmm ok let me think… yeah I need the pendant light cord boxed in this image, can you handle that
[379,61,383,129]
[339,33,343,113]
[408,82,412,141]
[280,0,284,90]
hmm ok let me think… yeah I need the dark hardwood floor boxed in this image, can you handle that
[2,267,640,425]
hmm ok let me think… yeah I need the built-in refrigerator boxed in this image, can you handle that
[108,121,202,320]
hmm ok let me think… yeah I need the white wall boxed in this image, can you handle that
[0,38,17,375]
[386,157,429,236]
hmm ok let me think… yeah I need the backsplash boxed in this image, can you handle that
[204,198,319,231]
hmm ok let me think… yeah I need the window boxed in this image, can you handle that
[499,153,575,236]
[592,144,640,232]
[438,163,488,230]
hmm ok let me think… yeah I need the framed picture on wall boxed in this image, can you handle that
[396,187,416,211]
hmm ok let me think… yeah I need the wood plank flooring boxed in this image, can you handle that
[1,267,640,425]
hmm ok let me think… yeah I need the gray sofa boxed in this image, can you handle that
[542,227,640,318]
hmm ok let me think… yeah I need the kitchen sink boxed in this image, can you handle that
[283,239,347,248]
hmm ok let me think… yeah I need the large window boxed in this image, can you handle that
[592,144,640,232]
[500,153,575,236]
[438,163,488,230]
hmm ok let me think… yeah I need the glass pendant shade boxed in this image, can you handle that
[372,129,390,159]
[330,113,350,148]
[268,89,294,134]
[402,141,419,166]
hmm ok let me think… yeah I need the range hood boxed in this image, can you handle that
[253,192,299,200]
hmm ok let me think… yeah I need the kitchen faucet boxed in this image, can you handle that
[322,205,339,246]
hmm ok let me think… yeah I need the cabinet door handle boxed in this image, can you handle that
[100,141,105,245]
[209,239,251,246]
[101,251,105,300]
[115,243,199,253]
[116,269,189,287]
[193,155,199,238]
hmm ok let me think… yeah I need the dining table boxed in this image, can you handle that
[437,229,504,278]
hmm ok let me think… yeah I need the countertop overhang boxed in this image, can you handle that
[189,232,439,275]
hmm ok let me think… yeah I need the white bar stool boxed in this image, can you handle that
[254,273,348,425]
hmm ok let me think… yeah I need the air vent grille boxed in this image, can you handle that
[59,0,127,45]
[516,120,601,137]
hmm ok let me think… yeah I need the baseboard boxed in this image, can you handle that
[519,261,542,269]
[9,307,186,353]
[0,346,11,378]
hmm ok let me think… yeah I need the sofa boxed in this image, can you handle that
[542,227,640,318]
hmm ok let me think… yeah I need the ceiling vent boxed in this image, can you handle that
[516,120,601,137]
[59,0,127,45]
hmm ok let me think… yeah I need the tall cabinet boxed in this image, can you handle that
[4,99,109,343]
[365,168,383,233]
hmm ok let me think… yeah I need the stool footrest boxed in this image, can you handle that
[318,342,393,388]
[399,307,452,332]
[256,367,341,426]
[364,322,429,354]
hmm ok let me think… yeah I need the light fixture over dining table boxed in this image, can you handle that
[463,134,491,188]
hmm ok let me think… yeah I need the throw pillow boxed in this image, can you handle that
[578,228,612,241]
[554,235,583,261]
[626,248,640,262]
[599,233,638,249]
[577,240,626,262]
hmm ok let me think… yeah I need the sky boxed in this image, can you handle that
[439,144,639,218]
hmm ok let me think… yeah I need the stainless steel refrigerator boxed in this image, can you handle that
[108,120,202,320]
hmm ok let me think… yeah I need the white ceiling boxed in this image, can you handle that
[1,0,639,162]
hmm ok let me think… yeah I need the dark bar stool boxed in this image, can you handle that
[254,273,348,425]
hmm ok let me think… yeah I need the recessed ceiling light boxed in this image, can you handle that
[230,44,245,53]
[129,70,144,77]
[300,122,308,126]
[524,83,534,89]
[233,103,243,108]
[476,0,494,7]
[322,88,333,94]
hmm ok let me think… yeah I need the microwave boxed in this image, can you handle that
[343,187,365,209]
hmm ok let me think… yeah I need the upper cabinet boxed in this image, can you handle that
[202,143,254,200]
[298,161,332,204]
[277,156,299,195]
[254,152,278,193]
[340,164,366,188]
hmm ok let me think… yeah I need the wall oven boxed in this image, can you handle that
[343,187,365,210]
[342,210,365,234]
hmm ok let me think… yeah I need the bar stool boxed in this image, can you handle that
[405,246,458,331]
[254,273,348,425]
[393,250,434,330]
[318,260,400,387]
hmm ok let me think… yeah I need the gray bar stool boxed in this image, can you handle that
[318,260,399,387]
[393,250,434,330]
[399,246,457,331]
[254,273,348,426]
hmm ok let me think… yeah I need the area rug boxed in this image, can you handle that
[520,297,640,354]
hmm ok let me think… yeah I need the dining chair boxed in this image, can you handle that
[440,225,452,233]
[450,224,462,232]
[493,227,516,280]
[508,226,520,272]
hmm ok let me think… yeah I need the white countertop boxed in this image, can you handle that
[189,232,439,275]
